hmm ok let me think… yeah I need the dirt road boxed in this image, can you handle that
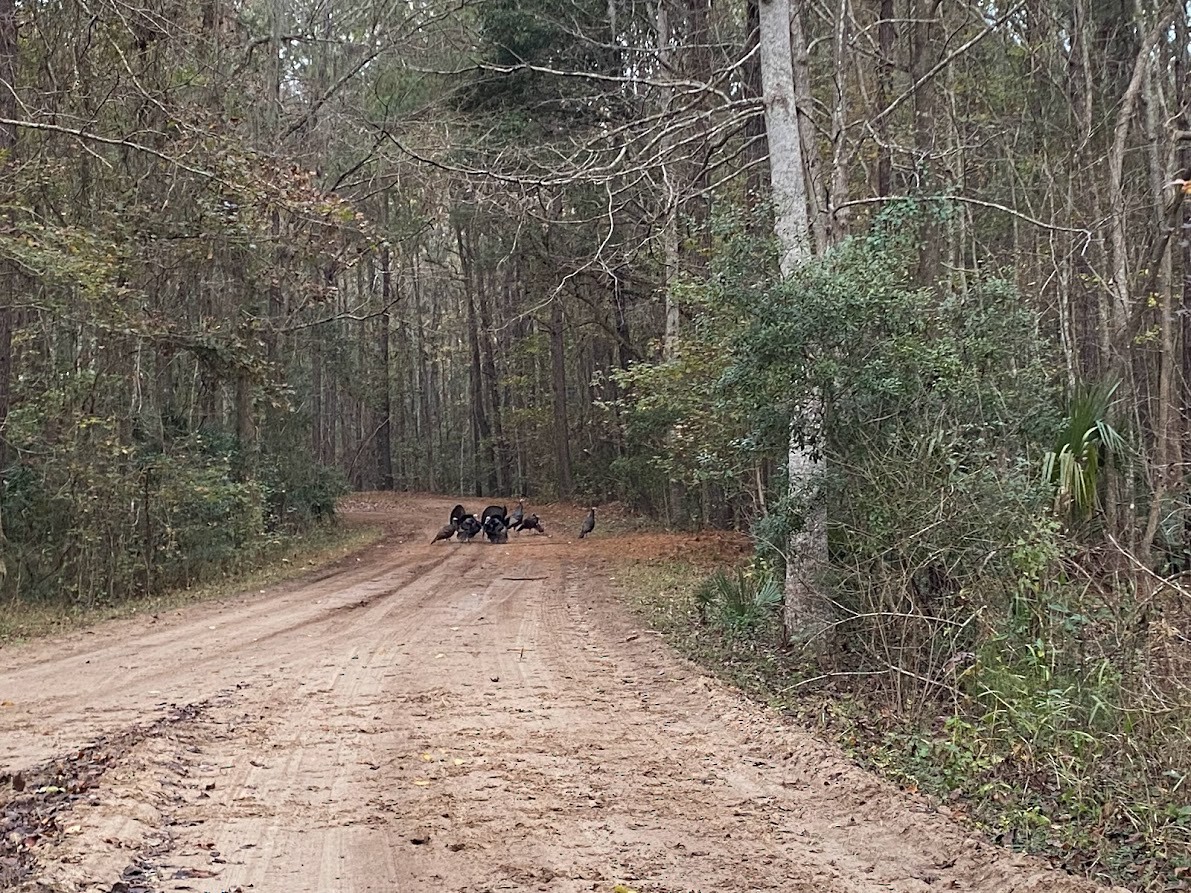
[0,494,1116,893]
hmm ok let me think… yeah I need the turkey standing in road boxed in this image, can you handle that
[516,513,546,535]
[508,498,526,530]
[578,507,596,538]
[482,507,510,544]
[431,520,458,544]
[456,515,482,542]
[481,505,508,526]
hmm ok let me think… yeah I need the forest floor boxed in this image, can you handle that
[0,493,1122,893]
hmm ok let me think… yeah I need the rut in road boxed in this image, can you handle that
[0,495,1119,893]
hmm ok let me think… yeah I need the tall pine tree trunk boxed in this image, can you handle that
[458,225,490,496]
[550,298,573,496]
[0,0,15,570]
[376,224,395,490]
[0,0,13,465]
[476,267,503,494]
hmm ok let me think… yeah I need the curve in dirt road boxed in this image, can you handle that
[0,494,1123,893]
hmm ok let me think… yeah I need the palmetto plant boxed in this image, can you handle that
[695,569,784,632]
[1041,381,1127,519]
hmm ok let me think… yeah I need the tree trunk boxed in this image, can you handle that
[311,335,322,460]
[658,0,682,358]
[0,0,15,563]
[325,359,338,466]
[789,3,828,251]
[235,371,258,481]
[911,0,942,287]
[1178,12,1191,526]
[760,0,811,274]
[875,0,894,197]
[743,0,768,214]
[1106,10,1177,547]
[550,297,573,496]
[683,0,714,275]
[825,0,851,244]
[458,225,489,496]
[412,253,435,491]
[476,266,503,493]
[759,0,827,645]
[612,267,633,372]
[376,231,395,491]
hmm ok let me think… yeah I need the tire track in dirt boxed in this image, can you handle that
[0,495,1124,893]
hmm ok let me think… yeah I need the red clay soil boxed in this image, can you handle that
[0,493,1123,893]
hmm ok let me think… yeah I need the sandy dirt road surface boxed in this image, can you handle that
[0,494,1118,893]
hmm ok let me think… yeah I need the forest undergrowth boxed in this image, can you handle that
[620,556,1191,893]
[0,518,381,644]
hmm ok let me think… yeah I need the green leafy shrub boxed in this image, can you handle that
[144,450,263,585]
[261,451,347,530]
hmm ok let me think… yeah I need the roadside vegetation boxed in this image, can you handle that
[613,212,1191,890]
[0,512,380,643]
[623,549,1191,893]
[0,413,358,639]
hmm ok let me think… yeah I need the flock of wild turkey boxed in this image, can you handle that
[430,499,596,545]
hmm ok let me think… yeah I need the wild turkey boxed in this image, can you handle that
[481,505,508,526]
[431,520,458,544]
[508,498,526,529]
[449,504,468,525]
[516,513,546,535]
[456,515,482,542]
[482,508,510,544]
[578,507,596,539]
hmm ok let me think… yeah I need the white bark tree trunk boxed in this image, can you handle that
[658,0,681,359]
[758,0,810,277]
[657,0,687,525]
[758,0,829,644]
